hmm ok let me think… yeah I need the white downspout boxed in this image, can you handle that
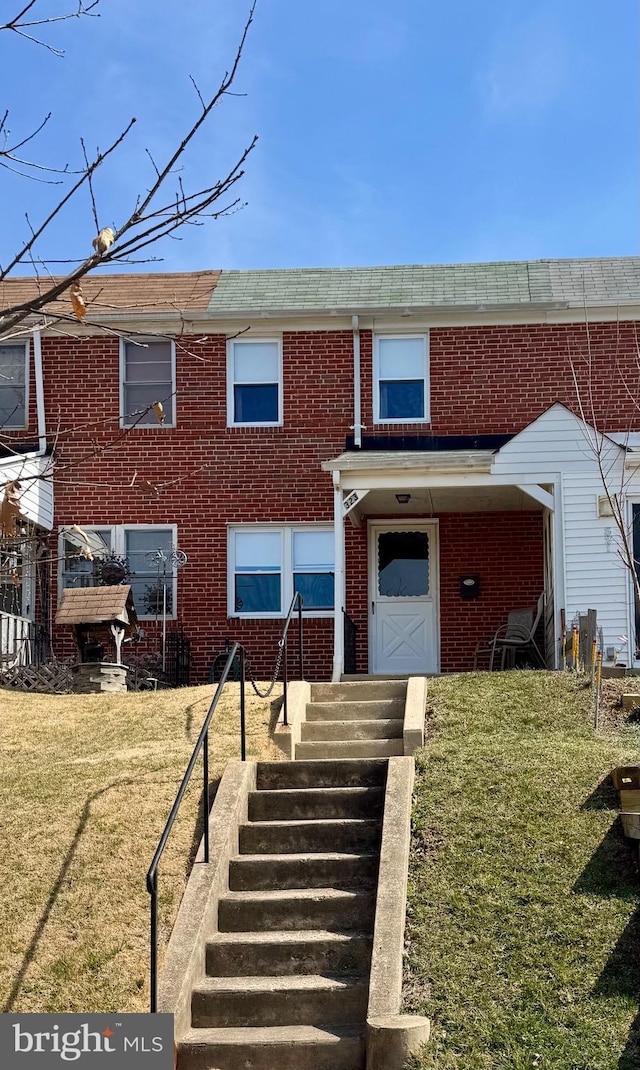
[32,329,47,455]
[352,314,362,448]
[332,470,345,681]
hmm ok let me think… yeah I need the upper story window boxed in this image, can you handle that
[227,339,282,426]
[121,338,175,427]
[228,525,334,617]
[373,335,429,424]
[59,524,178,619]
[0,342,28,430]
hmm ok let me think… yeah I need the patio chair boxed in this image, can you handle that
[473,593,546,670]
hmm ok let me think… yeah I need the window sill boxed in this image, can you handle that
[227,422,284,429]
[228,611,334,620]
[120,421,177,430]
[373,418,431,426]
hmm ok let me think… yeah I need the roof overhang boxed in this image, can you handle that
[322,449,495,476]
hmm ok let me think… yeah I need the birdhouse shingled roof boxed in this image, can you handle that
[55,585,138,630]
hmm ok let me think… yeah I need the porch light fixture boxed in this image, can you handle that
[395,493,411,504]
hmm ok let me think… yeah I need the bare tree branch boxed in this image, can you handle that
[0,2,258,339]
[0,1,100,56]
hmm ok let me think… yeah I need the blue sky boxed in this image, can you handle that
[1,0,638,273]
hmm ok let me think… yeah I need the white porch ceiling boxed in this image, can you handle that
[357,485,544,514]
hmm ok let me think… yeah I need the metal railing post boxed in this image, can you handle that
[297,594,304,679]
[203,729,210,863]
[283,637,289,726]
[240,646,246,761]
[149,877,158,1013]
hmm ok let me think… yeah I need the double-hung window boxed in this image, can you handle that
[374,335,429,423]
[229,526,334,616]
[59,524,178,619]
[227,339,282,426]
[0,342,28,429]
[121,338,175,426]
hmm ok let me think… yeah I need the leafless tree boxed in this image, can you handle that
[569,313,640,639]
[0,1,258,652]
[0,0,258,340]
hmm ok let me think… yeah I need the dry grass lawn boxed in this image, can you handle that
[0,682,281,1014]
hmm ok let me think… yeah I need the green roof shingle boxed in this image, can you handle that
[208,257,640,314]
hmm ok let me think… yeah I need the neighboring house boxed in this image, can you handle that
[2,256,640,680]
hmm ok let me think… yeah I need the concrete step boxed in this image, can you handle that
[239,818,382,855]
[177,1024,365,1070]
[256,759,388,791]
[310,680,407,702]
[191,974,369,1029]
[300,718,404,742]
[218,888,375,933]
[205,929,373,978]
[295,739,405,761]
[228,852,379,892]
[306,698,404,721]
[248,787,384,822]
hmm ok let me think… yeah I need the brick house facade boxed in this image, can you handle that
[2,257,640,680]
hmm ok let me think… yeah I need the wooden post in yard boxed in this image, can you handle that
[594,650,603,730]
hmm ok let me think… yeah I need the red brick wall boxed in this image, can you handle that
[7,318,640,448]
[438,512,544,670]
[4,319,617,680]
[359,321,640,436]
[343,512,543,676]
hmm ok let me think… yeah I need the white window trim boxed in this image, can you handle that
[228,523,334,618]
[373,333,430,425]
[58,523,179,620]
[0,339,29,431]
[119,337,176,428]
[226,337,283,428]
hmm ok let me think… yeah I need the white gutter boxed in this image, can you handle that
[351,314,362,448]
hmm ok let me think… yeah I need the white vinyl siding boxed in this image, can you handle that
[493,402,640,661]
[0,455,53,530]
[121,339,175,427]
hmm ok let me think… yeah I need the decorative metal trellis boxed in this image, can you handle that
[144,547,188,672]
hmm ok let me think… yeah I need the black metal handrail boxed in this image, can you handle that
[280,591,304,726]
[146,641,246,1013]
[146,598,306,1011]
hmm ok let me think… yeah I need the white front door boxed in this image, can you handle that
[369,522,439,675]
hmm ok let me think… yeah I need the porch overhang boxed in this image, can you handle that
[325,449,559,681]
[322,450,555,518]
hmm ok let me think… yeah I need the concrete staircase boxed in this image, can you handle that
[295,679,407,760]
[177,758,388,1070]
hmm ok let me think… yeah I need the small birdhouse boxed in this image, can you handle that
[55,584,139,666]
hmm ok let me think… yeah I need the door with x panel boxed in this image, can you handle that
[369,522,439,675]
